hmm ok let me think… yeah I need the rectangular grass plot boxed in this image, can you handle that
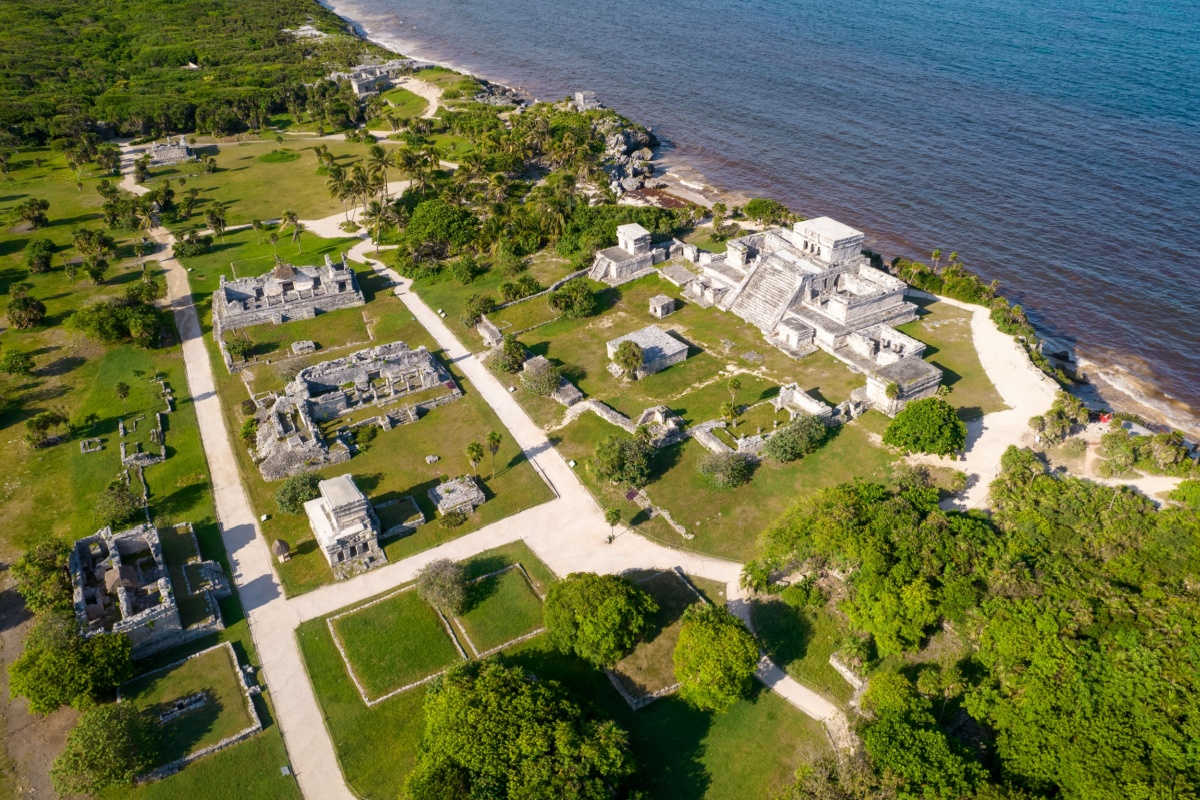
[332,589,463,698]
[455,567,544,655]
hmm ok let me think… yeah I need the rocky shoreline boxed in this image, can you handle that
[318,0,1197,440]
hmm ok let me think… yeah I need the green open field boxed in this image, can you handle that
[383,87,429,118]
[332,589,464,698]
[611,570,707,699]
[142,138,405,225]
[897,296,1006,418]
[298,541,827,799]
[175,228,554,595]
[456,566,544,655]
[121,644,256,763]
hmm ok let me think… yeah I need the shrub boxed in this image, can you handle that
[764,414,828,461]
[95,479,141,528]
[0,350,35,375]
[239,418,258,445]
[698,452,754,488]
[548,277,600,319]
[415,559,467,614]
[673,604,759,712]
[239,398,258,416]
[275,473,321,513]
[492,334,526,373]
[405,660,635,799]
[780,576,825,609]
[613,340,642,379]
[8,612,132,714]
[884,397,967,456]
[51,702,159,795]
[742,197,790,225]
[353,424,378,451]
[7,295,46,328]
[545,573,658,666]
[441,509,468,528]
[225,336,253,361]
[449,254,485,285]
[12,541,71,613]
[25,238,54,273]
[173,232,212,257]
[592,431,653,487]
[1169,479,1200,510]
[461,293,497,327]
[25,409,68,447]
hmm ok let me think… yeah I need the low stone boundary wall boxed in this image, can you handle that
[123,642,263,783]
[328,563,548,706]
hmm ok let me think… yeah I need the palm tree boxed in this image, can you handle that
[268,231,280,259]
[726,375,741,404]
[366,145,393,200]
[280,209,299,233]
[251,219,265,243]
[361,201,387,242]
[466,442,484,476]
[486,431,502,478]
[290,221,307,253]
[604,508,621,539]
[205,207,227,239]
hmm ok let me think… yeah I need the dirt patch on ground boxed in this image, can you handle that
[0,574,76,799]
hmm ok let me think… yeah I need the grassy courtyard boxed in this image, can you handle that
[456,566,545,655]
[752,601,855,706]
[120,644,256,764]
[298,542,829,799]
[332,589,464,699]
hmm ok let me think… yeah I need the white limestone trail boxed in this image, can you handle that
[904,291,1058,509]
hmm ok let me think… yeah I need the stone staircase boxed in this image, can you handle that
[727,259,803,332]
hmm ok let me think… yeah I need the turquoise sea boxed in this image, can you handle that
[331,0,1200,418]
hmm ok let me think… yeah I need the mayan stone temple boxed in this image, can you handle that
[595,215,942,413]
[212,254,366,336]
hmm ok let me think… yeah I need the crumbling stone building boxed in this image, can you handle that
[648,216,942,413]
[212,255,365,335]
[253,341,459,479]
[70,524,182,657]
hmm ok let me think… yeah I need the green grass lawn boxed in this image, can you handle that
[752,601,854,705]
[455,566,544,655]
[640,421,896,560]
[897,296,1006,418]
[121,644,255,763]
[300,542,826,800]
[116,732,299,800]
[430,132,475,161]
[297,542,555,798]
[382,87,429,118]
[612,570,707,698]
[143,139,402,225]
[332,589,464,698]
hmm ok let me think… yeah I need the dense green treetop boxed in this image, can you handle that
[544,572,658,667]
[0,0,378,142]
[405,659,637,800]
[672,604,759,712]
[51,702,160,795]
[883,397,967,456]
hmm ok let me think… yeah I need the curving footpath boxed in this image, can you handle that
[904,291,1058,508]
[119,139,857,799]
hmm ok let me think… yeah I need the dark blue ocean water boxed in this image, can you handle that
[332,0,1200,416]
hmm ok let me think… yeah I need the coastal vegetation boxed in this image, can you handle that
[749,448,1200,800]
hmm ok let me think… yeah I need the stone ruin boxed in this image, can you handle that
[71,524,181,657]
[69,522,227,658]
[304,474,386,579]
[148,136,194,167]
[589,223,671,285]
[252,341,461,480]
[606,325,690,378]
[429,476,486,516]
[618,215,942,414]
[212,254,365,338]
